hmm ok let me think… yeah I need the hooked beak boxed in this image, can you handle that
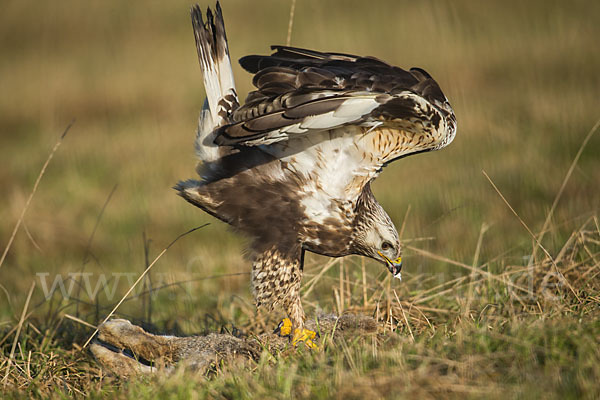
[377,252,403,280]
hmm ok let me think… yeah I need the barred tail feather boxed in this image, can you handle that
[191,2,239,162]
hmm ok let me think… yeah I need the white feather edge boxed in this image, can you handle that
[195,99,220,163]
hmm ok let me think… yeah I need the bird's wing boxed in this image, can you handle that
[214,46,456,152]
[213,46,456,201]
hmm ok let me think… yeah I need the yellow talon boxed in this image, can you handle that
[274,317,293,336]
[292,328,319,349]
[274,318,319,349]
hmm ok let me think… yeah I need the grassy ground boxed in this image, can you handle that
[1,0,599,398]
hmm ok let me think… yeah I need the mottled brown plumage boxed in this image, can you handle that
[176,2,456,336]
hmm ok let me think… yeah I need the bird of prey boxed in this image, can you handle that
[176,2,456,346]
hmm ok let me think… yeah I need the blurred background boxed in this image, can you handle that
[1,0,599,330]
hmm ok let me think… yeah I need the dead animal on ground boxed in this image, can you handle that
[91,314,378,376]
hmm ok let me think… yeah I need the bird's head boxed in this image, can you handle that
[351,195,403,280]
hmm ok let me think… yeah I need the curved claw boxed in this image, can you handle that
[274,318,319,349]
[274,318,293,336]
[292,328,319,349]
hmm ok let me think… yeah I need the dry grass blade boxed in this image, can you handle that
[413,274,469,302]
[406,245,532,295]
[394,290,414,341]
[0,121,73,270]
[530,118,600,266]
[482,170,549,255]
[0,284,11,310]
[64,314,97,330]
[286,0,297,46]
[2,282,35,387]
[82,224,209,349]
[465,223,488,315]
[75,183,118,318]
[0,311,34,348]
[302,257,338,297]
[22,222,43,254]
[482,170,581,302]
[399,205,411,239]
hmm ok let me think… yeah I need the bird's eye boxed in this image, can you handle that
[381,242,392,251]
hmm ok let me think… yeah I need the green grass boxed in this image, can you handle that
[1,0,600,398]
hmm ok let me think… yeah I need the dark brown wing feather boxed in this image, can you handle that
[213,46,454,146]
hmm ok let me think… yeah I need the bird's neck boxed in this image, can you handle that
[348,182,379,254]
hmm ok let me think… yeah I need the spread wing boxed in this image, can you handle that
[214,46,456,155]
[210,46,457,202]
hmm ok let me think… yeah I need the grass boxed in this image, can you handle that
[1,0,600,398]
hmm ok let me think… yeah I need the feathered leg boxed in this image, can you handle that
[252,247,317,348]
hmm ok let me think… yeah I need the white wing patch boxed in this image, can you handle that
[332,97,380,118]
[238,96,381,146]
[299,97,380,130]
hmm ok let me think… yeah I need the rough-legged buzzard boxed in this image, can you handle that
[176,2,456,346]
